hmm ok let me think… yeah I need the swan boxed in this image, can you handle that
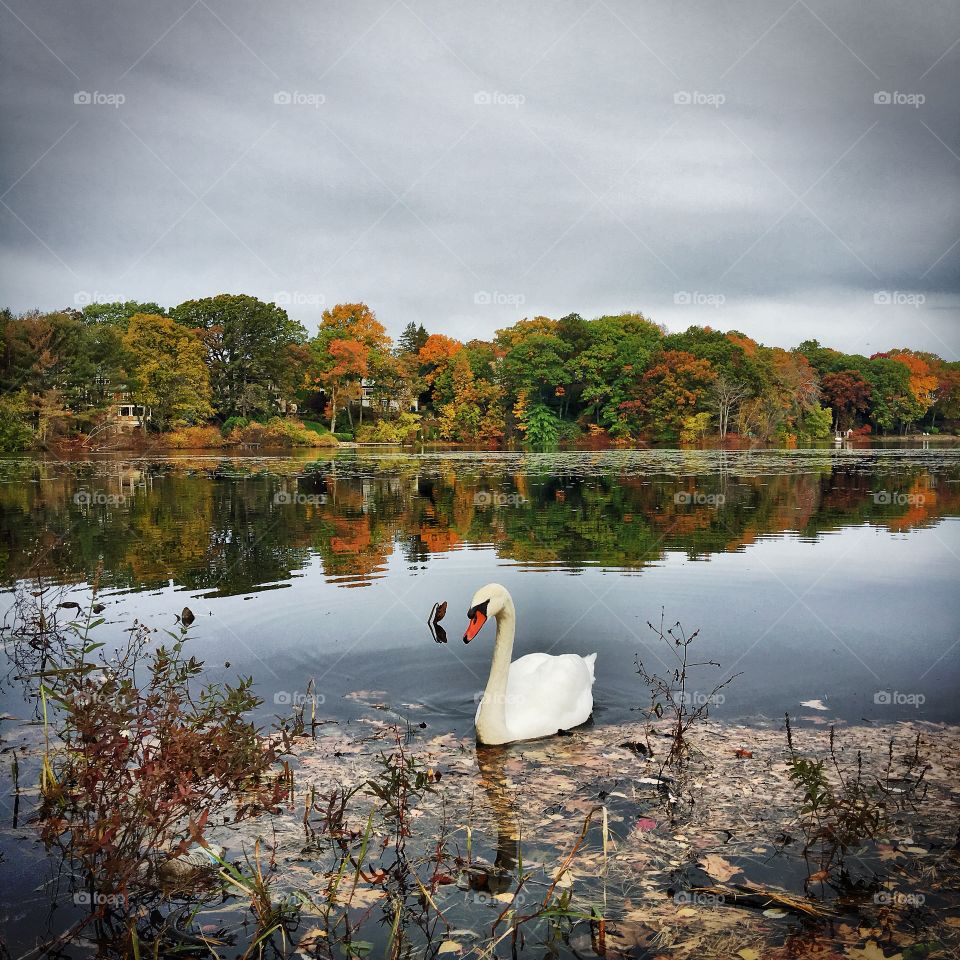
[462,583,597,746]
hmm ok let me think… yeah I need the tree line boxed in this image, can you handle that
[1,295,957,450]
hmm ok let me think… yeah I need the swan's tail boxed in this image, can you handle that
[584,652,598,683]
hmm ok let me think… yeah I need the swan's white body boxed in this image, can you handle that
[464,584,596,746]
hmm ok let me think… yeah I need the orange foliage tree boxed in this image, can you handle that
[619,350,716,441]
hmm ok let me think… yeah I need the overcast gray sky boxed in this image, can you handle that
[1,0,958,357]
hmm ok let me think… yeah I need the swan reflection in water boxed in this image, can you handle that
[466,746,521,896]
[464,736,603,899]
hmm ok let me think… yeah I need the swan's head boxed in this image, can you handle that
[463,583,511,643]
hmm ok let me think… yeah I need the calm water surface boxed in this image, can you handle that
[2,446,958,730]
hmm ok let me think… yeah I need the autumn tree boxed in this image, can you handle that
[417,334,463,388]
[821,370,872,431]
[81,300,167,326]
[314,339,369,432]
[571,313,664,432]
[929,364,960,429]
[436,351,504,442]
[122,314,212,430]
[620,350,716,441]
[315,302,390,352]
[874,350,938,432]
[711,375,752,439]
[171,294,307,418]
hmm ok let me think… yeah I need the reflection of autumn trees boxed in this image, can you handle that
[0,459,958,593]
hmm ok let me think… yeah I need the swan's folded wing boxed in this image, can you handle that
[504,653,595,739]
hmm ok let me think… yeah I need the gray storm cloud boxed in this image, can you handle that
[1,0,957,357]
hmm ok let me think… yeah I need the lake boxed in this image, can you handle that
[2,446,958,731]
[2,444,960,958]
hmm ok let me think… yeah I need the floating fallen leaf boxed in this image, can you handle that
[844,941,902,960]
[700,853,742,883]
[344,886,385,908]
[636,817,657,832]
[763,908,788,918]
[437,943,461,955]
[297,926,328,953]
[800,699,829,711]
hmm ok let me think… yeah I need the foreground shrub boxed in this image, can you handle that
[231,417,337,447]
[355,412,421,444]
[220,415,250,436]
[162,425,227,448]
[2,585,288,909]
[0,391,34,451]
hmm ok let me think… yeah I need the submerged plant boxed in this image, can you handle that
[784,713,929,882]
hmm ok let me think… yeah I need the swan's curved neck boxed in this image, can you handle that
[477,596,515,745]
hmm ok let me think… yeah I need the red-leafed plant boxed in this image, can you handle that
[4,582,288,922]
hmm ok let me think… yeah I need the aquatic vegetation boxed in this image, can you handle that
[784,713,930,882]
[634,610,741,764]
[1,582,288,954]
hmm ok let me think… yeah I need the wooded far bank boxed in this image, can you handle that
[1,296,957,451]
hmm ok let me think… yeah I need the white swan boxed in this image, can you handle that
[463,583,597,746]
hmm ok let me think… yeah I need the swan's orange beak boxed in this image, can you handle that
[463,610,486,643]
[463,600,490,643]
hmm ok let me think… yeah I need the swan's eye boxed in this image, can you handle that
[467,599,490,620]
